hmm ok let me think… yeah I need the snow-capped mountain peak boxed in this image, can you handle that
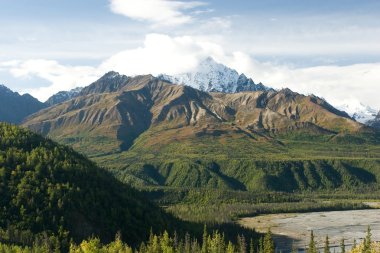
[336,101,378,124]
[158,57,271,93]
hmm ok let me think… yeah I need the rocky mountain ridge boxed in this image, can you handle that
[23,73,364,155]
[45,87,83,106]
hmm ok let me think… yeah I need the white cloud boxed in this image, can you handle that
[7,59,100,101]
[231,59,380,111]
[199,17,232,30]
[3,33,380,111]
[99,34,202,75]
[109,0,207,26]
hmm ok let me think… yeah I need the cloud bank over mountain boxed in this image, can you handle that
[1,33,379,112]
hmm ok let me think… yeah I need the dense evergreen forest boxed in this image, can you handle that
[0,123,176,249]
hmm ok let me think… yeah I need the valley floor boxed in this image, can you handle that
[239,209,380,251]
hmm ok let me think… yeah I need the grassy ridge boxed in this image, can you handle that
[109,158,380,192]
[80,127,380,192]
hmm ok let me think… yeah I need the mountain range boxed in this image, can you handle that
[1,57,379,191]
[23,72,364,152]
[1,58,378,128]
[21,71,380,192]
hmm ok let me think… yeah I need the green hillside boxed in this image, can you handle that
[0,123,175,249]
[95,127,380,192]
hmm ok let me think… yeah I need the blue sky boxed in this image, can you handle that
[0,0,379,111]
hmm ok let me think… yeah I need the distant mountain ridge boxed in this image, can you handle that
[0,84,45,124]
[337,102,378,124]
[367,111,380,128]
[45,87,83,106]
[159,57,271,93]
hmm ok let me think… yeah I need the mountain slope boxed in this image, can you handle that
[0,84,46,124]
[22,73,380,192]
[159,57,271,93]
[0,123,175,247]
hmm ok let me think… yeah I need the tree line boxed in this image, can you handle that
[0,226,273,253]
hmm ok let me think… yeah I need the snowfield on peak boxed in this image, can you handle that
[158,57,271,93]
[336,102,378,124]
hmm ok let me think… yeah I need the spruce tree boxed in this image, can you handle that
[363,226,372,253]
[323,235,329,253]
[259,237,264,253]
[307,231,317,253]
[227,241,235,253]
[263,229,275,253]
[183,233,190,253]
[201,225,208,253]
[237,234,247,253]
[250,238,255,253]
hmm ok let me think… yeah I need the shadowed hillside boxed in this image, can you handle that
[0,123,175,248]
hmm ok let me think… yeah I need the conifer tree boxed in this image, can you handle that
[363,226,372,253]
[250,238,255,253]
[227,241,235,253]
[259,237,264,253]
[323,235,329,253]
[263,229,275,253]
[184,233,191,253]
[307,231,317,253]
[237,234,247,253]
[202,225,208,253]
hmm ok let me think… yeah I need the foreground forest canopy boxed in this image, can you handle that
[0,228,263,253]
[0,227,377,253]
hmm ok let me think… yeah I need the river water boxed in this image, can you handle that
[239,209,380,252]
